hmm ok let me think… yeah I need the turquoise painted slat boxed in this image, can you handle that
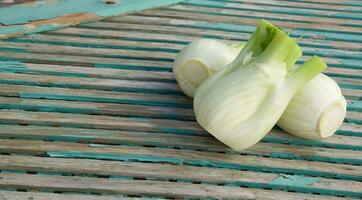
[178,0,362,26]
[46,150,362,181]
[150,6,362,42]
[0,0,184,25]
[160,7,362,39]
[209,0,362,14]
[2,36,362,71]
[0,0,184,39]
[8,34,362,61]
[184,0,362,20]
[0,167,360,198]
[274,0,362,7]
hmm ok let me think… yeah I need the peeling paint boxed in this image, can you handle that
[0,0,184,39]
[270,174,319,187]
[0,0,182,25]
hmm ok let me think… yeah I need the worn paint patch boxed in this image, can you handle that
[159,127,200,135]
[61,134,96,139]
[94,63,172,72]
[270,174,319,187]
[0,25,25,34]
[0,60,24,67]
[47,151,185,164]
[0,0,184,39]
[45,150,362,181]
[0,0,183,25]
[348,100,362,112]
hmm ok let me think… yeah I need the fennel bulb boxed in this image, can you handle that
[277,74,346,139]
[173,35,346,141]
[194,20,326,150]
[173,39,244,97]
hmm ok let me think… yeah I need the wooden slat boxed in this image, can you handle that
[0,172,345,199]
[0,72,360,113]
[0,191,136,200]
[0,81,359,132]
[137,9,362,43]
[0,41,176,61]
[0,70,360,100]
[0,83,359,125]
[0,110,203,134]
[212,0,362,13]
[0,123,361,156]
[0,58,361,86]
[48,27,362,68]
[280,0,359,6]
[0,0,185,40]
[0,84,193,108]
[0,96,360,129]
[197,0,362,19]
[0,97,195,120]
[0,155,361,197]
[0,107,360,166]
[21,33,184,51]
[107,15,362,50]
[53,27,196,44]
[0,29,362,70]
[181,0,362,26]
[0,139,361,180]
[337,123,362,137]
[0,72,181,94]
[346,111,362,124]
[3,38,362,80]
[0,61,175,81]
[0,106,362,151]
[0,51,173,71]
[36,23,361,62]
[169,3,362,27]
[78,21,362,60]
[16,31,362,61]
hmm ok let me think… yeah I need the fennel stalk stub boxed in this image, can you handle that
[193,20,326,150]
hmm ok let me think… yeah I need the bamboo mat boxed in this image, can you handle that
[0,0,361,199]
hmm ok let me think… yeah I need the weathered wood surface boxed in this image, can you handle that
[0,0,184,39]
[0,191,140,200]
[1,139,362,179]
[1,155,361,193]
[0,0,361,199]
[0,172,351,200]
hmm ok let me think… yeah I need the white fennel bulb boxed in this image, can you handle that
[172,35,346,141]
[173,39,244,97]
[277,73,346,139]
[194,20,326,150]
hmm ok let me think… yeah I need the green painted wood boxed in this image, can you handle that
[0,172,345,199]
[0,0,184,39]
[0,155,360,198]
[1,139,361,181]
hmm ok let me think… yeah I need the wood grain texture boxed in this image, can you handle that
[0,122,360,155]
[0,172,347,199]
[0,191,138,200]
[0,0,361,198]
[0,155,361,197]
[0,139,361,180]
[0,0,184,39]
